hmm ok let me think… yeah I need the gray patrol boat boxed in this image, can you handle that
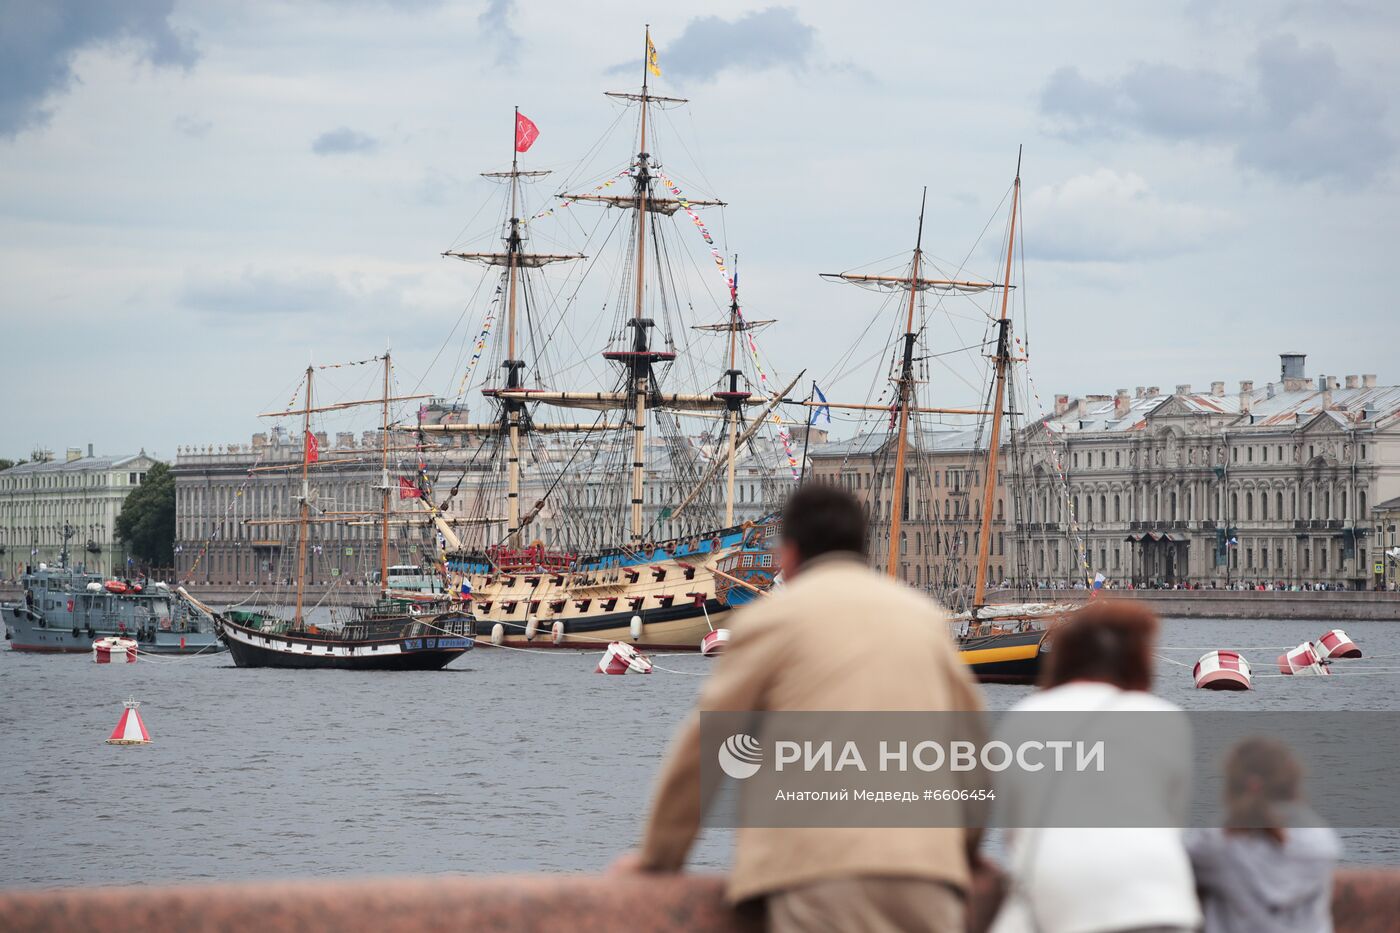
[3,564,223,655]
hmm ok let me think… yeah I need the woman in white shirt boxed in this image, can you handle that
[991,600,1202,933]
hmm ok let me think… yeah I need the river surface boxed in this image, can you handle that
[3,615,1399,887]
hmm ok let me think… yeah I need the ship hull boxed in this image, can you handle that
[3,605,224,655]
[216,615,472,671]
[957,629,1046,684]
[481,598,730,650]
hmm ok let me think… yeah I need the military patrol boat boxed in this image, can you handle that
[3,563,222,655]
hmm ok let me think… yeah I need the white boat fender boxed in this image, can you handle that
[525,615,539,641]
[551,620,565,646]
[630,614,643,641]
[701,628,730,657]
[490,623,505,646]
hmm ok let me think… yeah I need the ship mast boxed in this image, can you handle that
[295,365,313,624]
[972,150,1022,610]
[884,189,927,578]
[380,350,391,593]
[626,26,655,546]
[503,107,526,547]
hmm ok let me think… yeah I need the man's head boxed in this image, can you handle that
[778,484,868,577]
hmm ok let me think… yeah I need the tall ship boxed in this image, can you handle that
[818,155,1067,683]
[187,353,475,670]
[3,530,222,655]
[407,30,788,650]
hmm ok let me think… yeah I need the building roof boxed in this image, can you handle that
[808,427,988,460]
[1,453,154,475]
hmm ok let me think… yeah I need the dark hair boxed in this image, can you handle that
[782,484,868,562]
[1041,599,1158,692]
[1225,738,1303,844]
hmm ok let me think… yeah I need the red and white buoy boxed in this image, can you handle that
[1314,629,1362,660]
[700,628,730,657]
[596,641,653,675]
[106,698,151,745]
[93,636,138,664]
[1277,642,1330,676]
[1193,650,1253,691]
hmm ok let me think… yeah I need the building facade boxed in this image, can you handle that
[0,446,162,579]
[1015,354,1400,589]
[806,427,1012,597]
[172,421,809,585]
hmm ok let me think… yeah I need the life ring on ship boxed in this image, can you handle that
[409,605,422,616]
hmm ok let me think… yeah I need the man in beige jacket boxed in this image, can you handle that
[613,485,986,931]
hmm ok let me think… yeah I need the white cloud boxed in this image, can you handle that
[1024,169,1237,262]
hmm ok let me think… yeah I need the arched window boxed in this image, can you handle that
[1246,493,1254,521]
[1114,494,1121,522]
[1360,490,1368,518]
[1231,492,1239,521]
[1099,495,1107,524]
[1260,494,1268,521]
[1277,491,1284,521]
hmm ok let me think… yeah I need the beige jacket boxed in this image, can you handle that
[638,552,986,903]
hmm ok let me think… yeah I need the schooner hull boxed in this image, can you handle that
[957,629,1047,684]
[216,615,473,671]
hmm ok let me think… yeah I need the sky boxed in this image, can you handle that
[1,0,1397,462]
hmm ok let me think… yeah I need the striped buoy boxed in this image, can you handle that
[93,636,138,664]
[106,698,151,745]
[1315,629,1361,660]
[1193,650,1252,691]
[701,628,730,657]
[1277,642,1329,676]
[596,641,653,675]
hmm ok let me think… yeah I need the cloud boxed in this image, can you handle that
[1023,169,1236,263]
[610,8,816,82]
[1039,35,1394,186]
[477,0,518,66]
[181,269,359,316]
[173,114,211,138]
[310,126,379,155]
[0,0,197,139]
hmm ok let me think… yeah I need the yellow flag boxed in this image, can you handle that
[646,35,661,77]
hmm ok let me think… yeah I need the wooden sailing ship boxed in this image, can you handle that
[191,354,475,670]
[410,29,787,650]
[820,156,1067,684]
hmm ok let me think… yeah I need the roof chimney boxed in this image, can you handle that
[1175,384,1192,395]
[1239,380,1254,414]
[1363,374,1377,388]
[1318,374,1328,391]
[1114,389,1131,418]
[1211,380,1225,397]
[1281,352,1310,391]
[1135,386,1146,399]
[1054,394,1070,417]
[1345,375,1359,389]
[66,447,82,462]
[1329,376,1340,390]
[87,443,93,458]
[1147,386,1161,397]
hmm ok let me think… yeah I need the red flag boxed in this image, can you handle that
[398,476,423,499]
[305,431,319,464]
[515,111,539,153]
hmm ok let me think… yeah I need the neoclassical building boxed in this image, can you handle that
[0,447,162,578]
[1014,354,1400,588]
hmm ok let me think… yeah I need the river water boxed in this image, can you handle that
[3,615,1399,887]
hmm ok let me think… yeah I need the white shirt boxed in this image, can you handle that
[991,682,1203,933]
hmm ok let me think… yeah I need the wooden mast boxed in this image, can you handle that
[885,189,927,578]
[723,256,741,526]
[628,26,653,545]
[379,350,391,594]
[294,365,313,624]
[504,106,525,546]
[973,150,1022,610]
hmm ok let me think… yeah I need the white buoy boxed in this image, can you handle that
[490,623,505,646]
[1315,629,1361,659]
[525,615,539,641]
[1277,642,1329,676]
[93,636,138,664]
[701,628,730,657]
[629,614,643,641]
[106,698,151,745]
[596,641,653,675]
[551,620,565,646]
[1192,650,1252,691]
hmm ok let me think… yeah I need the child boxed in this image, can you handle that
[1187,738,1341,933]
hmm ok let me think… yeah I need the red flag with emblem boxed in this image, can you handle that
[305,431,319,464]
[399,477,423,499]
[515,111,539,153]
